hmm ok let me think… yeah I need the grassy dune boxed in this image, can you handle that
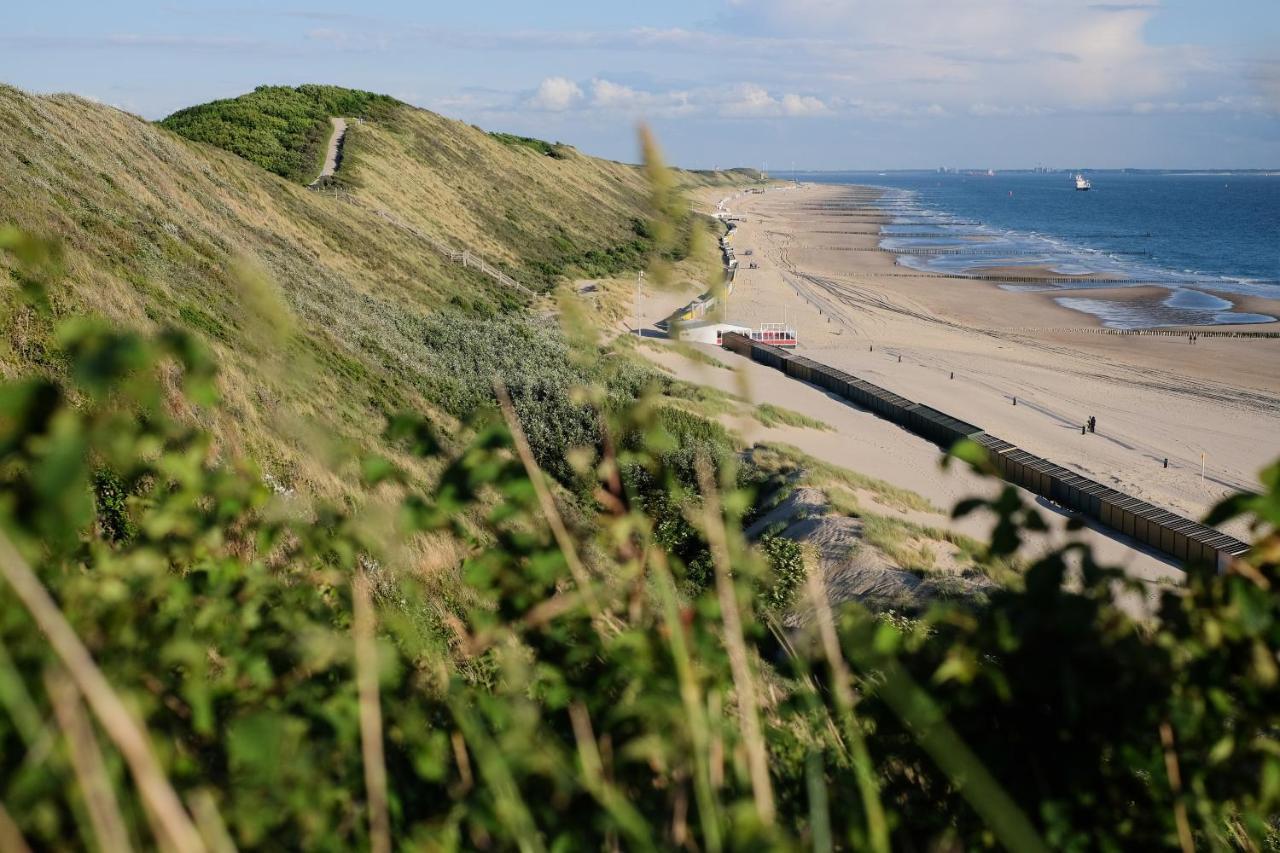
[159,84,398,183]
[0,84,747,497]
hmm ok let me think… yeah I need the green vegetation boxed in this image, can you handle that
[161,84,397,183]
[750,442,939,514]
[658,339,733,370]
[757,533,806,610]
[0,84,748,503]
[489,131,571,159]
[405,310,713,487]
[16,82,1280,851]
[4,231,1280,849]
[523,214,710,288]
[755,402,834,431]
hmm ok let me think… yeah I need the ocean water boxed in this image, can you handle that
[784,171,1280,329]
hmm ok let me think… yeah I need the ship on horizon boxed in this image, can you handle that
[1075,173,1092,191]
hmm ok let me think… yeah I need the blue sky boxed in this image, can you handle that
[3,1,1278,169]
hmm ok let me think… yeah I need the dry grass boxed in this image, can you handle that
[754,403,834,432]
[823,484,1018,581]
[0,85,746,503]
[749,443,939,515]
[742,443,1021,583]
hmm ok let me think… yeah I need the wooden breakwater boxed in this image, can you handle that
[868,270,1280,287]
[1032,327,1280,340]
[720,333,1251,570]
[797,247,1152,257]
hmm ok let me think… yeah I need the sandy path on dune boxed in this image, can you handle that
[311,117,347,184]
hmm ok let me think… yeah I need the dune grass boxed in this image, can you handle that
[754,402,834,432]
[750,442,939,515]
[0,84,748,500]
[824,487,1021,583]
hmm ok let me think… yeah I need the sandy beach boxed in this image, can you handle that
[686,183,1280,547]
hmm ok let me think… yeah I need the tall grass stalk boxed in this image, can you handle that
[649,547,723,852]
[44,668,133,853]
[0,532,206,853]
[696,459,776,827]
[495,381,602,617]
[448,696,546,853]
[354,569,391,853]
[0,801,32,853]
[1159,721,1196,853]
[806,751,833,853]
[186,791,238,853]
[567,702,656,850]
[803,564,890,853]
[861,651,1049,853]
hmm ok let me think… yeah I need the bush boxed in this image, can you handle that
[758,534,805,611]
[11,293,1280,849]
[489,132,570,159]
[410,312,598,484]
[8,150,1280,851]
[161,84,398,182]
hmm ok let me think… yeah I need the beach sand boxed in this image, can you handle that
[687,183,1280,547]
[644,340,1186,605]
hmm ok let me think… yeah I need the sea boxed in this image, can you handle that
[781,171,1280,329]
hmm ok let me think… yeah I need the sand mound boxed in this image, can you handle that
[748,485,992,623]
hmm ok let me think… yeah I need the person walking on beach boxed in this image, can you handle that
[1088,416,1096,434]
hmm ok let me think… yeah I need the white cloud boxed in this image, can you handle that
[527,77,583,111]
[721,84,778,116]
[509,78,832,120]
[714,0,1212,113]
[969,103,1054,117]
[720,84,830,117]
[590,78,641,109]
[414,1,1269,131]
[588,79,697,117]
[780,93,829,116]
[1129,95,1274,115]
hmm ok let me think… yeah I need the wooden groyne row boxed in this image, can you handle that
[803,207,920,212]
[873,270,1280,287]
[1033,327,1280,340]
[813,231,953,237]
[813,214,983,225]
[720,333,1251,571]
[802,247,1150,257]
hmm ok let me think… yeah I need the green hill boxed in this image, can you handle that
[0,83,742,496]
[160,84,398,183]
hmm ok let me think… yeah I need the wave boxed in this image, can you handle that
[868,186,1279,328]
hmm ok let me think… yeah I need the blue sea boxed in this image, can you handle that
[782,171,1280,329]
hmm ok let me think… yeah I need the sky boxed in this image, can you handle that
[3,1,1278,169]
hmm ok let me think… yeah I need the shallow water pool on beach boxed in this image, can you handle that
[1056,290,1276,330]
